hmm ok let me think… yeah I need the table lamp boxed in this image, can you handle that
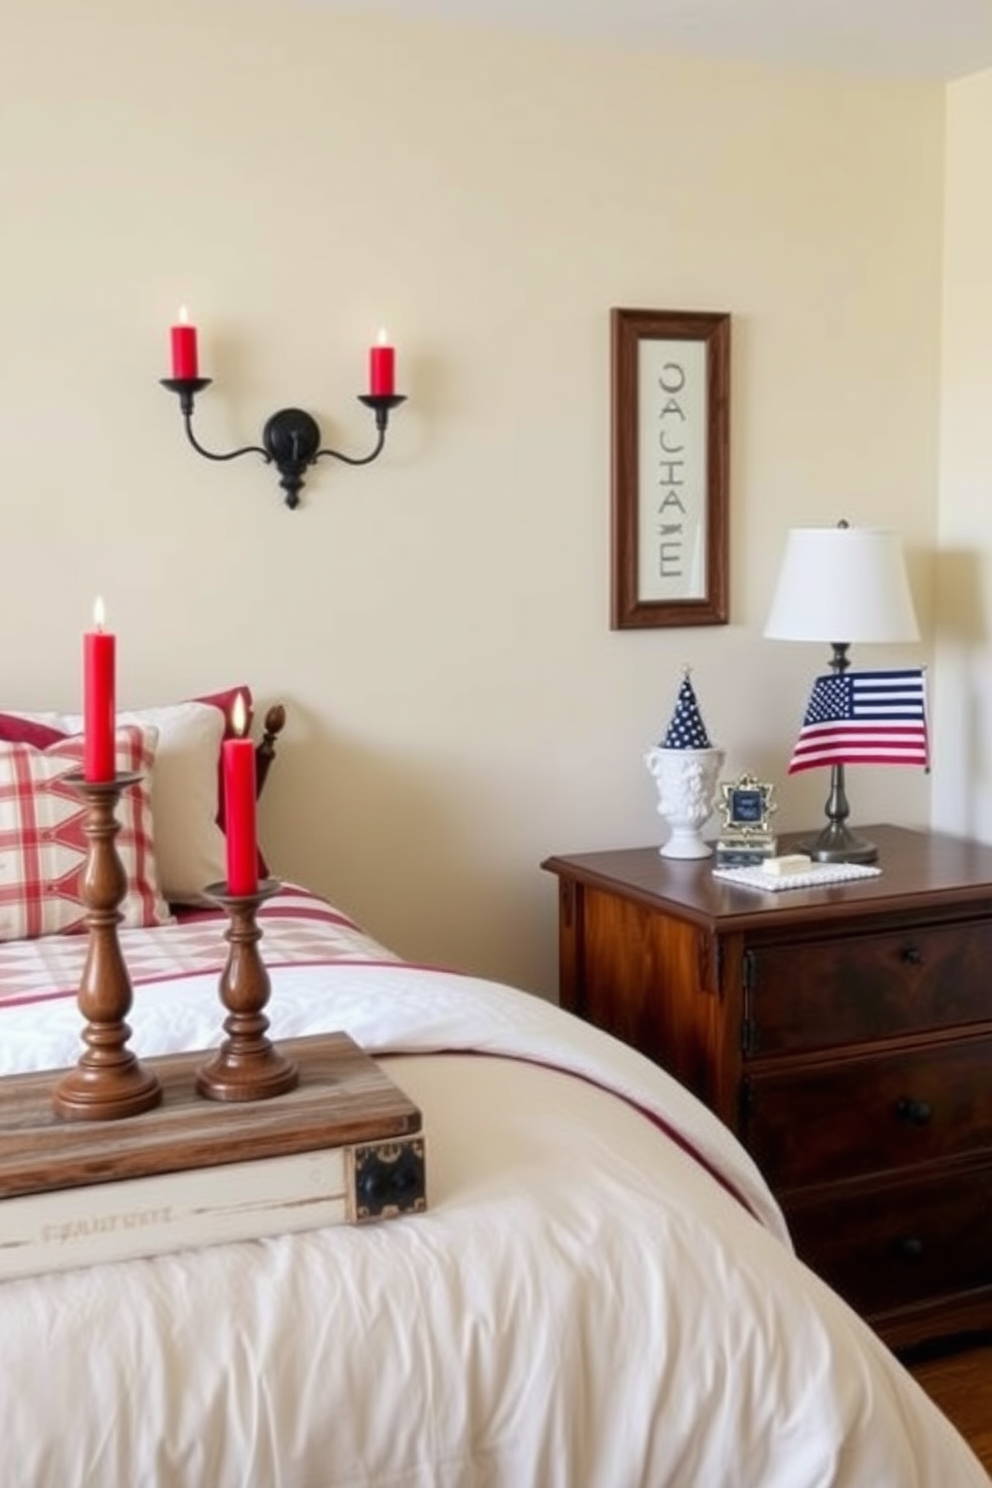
[764,521,922,863]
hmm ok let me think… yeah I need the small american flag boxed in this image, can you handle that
[788,668,928,774]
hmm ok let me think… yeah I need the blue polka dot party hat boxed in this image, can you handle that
[661,668,713,750]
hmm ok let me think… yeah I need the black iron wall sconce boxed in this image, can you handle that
[161,315,405,510]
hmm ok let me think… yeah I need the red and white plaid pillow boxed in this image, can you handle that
[0,725,172,942]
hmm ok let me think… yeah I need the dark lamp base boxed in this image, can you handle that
[797,822,878,864]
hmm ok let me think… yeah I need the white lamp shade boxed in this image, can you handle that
[764,526,919,644]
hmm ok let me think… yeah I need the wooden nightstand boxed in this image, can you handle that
[542,824,992,1352]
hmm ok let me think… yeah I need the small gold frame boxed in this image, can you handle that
[717,774,777,842]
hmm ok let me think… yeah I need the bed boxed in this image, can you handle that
[0,693,987,1488]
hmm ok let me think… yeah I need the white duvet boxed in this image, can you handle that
[0,959,986,1487]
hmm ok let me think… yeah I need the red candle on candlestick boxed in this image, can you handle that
[170,307,199,380]
[83,597,116,783]
[223,693,258,895]
[369,328,395,396]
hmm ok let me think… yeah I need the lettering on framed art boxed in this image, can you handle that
[610,308,730,628]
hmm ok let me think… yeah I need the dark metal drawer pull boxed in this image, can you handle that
[895,1097,933,1126]
[897,1236,925,1261]
[900,945,923,966]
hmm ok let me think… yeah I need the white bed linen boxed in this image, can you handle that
[0,947,986,1485]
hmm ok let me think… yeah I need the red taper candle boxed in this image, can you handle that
[170,306,199,380]
[83,596,116,783]
[223,692,258,895]
[369,327,395,396]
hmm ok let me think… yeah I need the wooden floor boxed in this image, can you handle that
[905,1339,992,1475]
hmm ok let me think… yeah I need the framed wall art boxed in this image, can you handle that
[610,307,730,629]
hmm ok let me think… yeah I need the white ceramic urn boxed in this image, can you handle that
[644,744,726,859]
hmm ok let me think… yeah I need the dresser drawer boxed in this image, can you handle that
[745,919,992,1055]
[785,1164,992,1317]
[745,1037,992,1188]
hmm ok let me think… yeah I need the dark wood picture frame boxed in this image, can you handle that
[611,307,730,629]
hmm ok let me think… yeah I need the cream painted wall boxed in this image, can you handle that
[934,68,992,843]
[1,0,942,997]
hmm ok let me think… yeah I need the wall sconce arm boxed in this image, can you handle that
[160,379,406,510]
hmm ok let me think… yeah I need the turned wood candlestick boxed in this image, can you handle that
[53,773,163,1121]
[196,879,299,1102]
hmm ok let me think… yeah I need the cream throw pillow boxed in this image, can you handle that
[7,702,227,905]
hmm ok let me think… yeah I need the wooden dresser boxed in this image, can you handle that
[542,825,992,1351]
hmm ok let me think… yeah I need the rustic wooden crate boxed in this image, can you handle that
[0,1033,426,1279]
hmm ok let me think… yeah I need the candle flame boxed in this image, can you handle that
[231,691,248,738]
[376,326,389,345]
[178,304,190,325]
[93,595,106,632]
